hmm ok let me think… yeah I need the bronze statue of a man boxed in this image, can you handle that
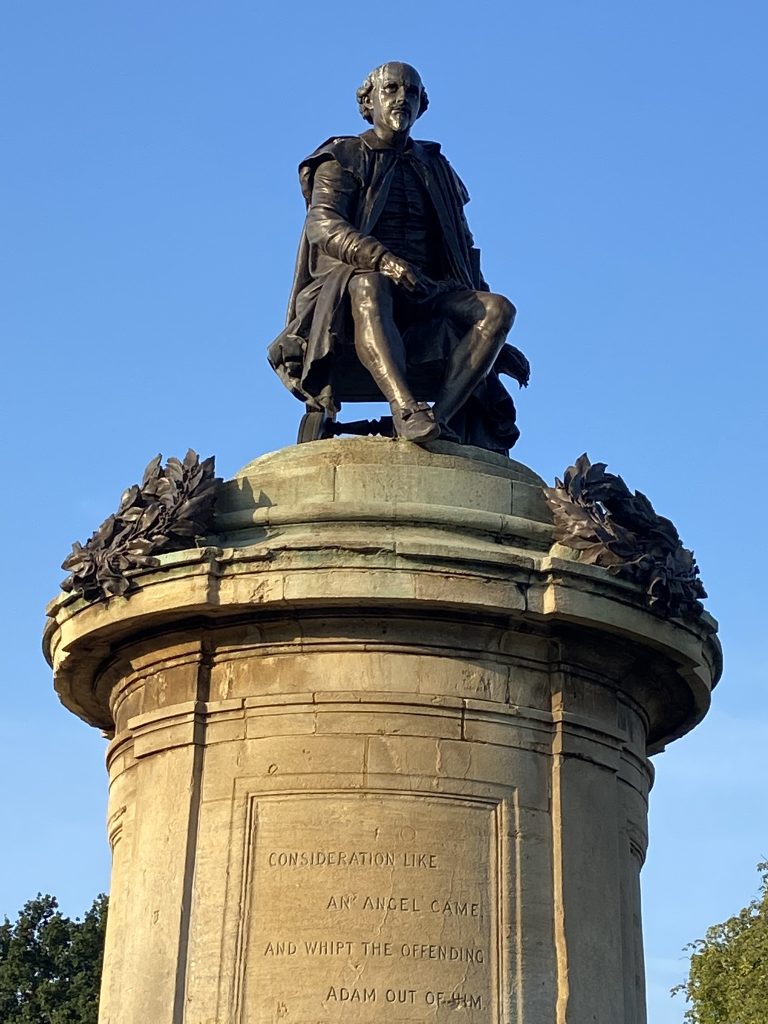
[268,62,528,453]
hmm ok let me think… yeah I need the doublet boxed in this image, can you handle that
[372,154,443,277]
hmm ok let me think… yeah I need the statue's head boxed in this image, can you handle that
[356,62,429,135]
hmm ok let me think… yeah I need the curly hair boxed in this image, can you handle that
[356,63,429,124]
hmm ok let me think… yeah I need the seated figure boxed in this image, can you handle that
[268,62,529,454]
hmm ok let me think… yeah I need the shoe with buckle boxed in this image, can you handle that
[392,402,440,443]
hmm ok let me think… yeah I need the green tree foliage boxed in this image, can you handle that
[674,863,768,1023]
[0,894,107,1024]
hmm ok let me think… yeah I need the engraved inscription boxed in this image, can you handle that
[240,794,497,1023]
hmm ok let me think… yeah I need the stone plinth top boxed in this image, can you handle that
[44,438,720,751]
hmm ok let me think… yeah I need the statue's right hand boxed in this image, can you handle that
[378,254,426,294]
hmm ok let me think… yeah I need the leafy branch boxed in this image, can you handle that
[61,450,219,602]
[544,453,707,620]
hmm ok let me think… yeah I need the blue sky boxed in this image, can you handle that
[1,2,766,1020]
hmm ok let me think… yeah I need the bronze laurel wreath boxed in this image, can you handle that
[544,454,707,620]
[61,450,219,601]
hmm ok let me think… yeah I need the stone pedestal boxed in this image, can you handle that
[44,439,720,1024]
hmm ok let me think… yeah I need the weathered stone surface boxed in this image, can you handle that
[44,438,720,1023]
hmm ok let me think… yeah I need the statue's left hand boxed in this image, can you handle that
[494,344,530,388]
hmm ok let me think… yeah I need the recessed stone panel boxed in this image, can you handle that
[236,792,501,1023]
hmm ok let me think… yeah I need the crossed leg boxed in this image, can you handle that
[348,273,516,441]
[429,290,516,428]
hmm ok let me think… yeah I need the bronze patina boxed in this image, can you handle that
[268,62,529,454]
[544,454,710,622]
[61,451,219,601]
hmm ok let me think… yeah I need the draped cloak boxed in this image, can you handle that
[267,129,520,453]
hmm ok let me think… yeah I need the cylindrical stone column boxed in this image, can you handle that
[44,439,720,1024]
